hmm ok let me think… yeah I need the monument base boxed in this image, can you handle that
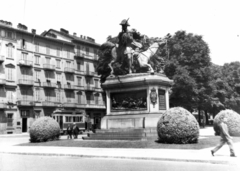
[83,73,172,141]
[101,112,164,129]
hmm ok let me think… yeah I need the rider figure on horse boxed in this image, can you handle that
[117,19,142,74]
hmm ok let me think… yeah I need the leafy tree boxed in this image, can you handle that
[219,62,240,113]
[207,62,240,115]
[160,31,212,122]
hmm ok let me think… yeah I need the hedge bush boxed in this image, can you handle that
[213,109,240,136]
[29,117,61,143]
[157,107,200,144]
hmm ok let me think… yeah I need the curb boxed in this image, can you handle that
[0,151,230,165]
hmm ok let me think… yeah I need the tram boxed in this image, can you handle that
[52,109,92,134]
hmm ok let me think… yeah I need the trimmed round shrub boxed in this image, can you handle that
[29,117,61,142]
[213,109,240,136]
[157,107,200,144]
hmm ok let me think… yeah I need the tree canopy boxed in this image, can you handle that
[210,62,240,114]
[161,31,212,112]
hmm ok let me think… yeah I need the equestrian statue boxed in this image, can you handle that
[96,19,167,83]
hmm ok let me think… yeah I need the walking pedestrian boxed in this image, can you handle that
[211,117,236,157]
[72,123,80,139]
[66,124,73,139]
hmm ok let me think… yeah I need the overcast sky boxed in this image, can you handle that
[0,0,239,66]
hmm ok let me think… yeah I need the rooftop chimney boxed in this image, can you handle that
[60,28,69,34]
[73,32,77,36]
[32,29,36,34]
[17,23,28,31]
[0,20,12,27]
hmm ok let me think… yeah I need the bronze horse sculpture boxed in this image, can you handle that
[97,34,166,78]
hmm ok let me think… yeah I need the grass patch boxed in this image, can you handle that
[17,136,240,149]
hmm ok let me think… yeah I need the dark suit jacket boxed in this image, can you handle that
[73,125,80,134]
[67,126,73,134]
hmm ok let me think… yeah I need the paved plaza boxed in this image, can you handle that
[0,127,239,166]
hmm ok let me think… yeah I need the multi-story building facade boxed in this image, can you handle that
[0,20,105,134]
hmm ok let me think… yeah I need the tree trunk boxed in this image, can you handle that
[204,110,209,125]
[198,107,201,126]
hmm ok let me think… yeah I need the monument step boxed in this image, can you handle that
[95,128,145,133]
[83,128,148,141]
[143,128,158,133]
[82,136,147,141]
[89,132,146,136]
[89,134,145,138]
[145,132,158,137]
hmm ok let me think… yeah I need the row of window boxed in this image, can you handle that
[1,65,99,85]
[0,43,97,70]
[29,41,98,58]
[22,40,71,58]
[0,28,98,58]
[19,69,98,86]
[0,94,103,105]
[32,42,98,58]
[0,29,15,40]
[76,45,98,57]
[22,53,93,72]
[0,87,103,103]
[65,116,82,122]
[22,54,93,73]
[33,55,74,68]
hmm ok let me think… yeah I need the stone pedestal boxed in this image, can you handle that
[101,73,173,129]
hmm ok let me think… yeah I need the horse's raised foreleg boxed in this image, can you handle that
[137,57,154,73]
[146,64,154,73]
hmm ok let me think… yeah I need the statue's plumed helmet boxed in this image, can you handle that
[120,19,130,26]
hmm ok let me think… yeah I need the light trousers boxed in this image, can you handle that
[212,138,235,155]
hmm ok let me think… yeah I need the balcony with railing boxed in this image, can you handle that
[17,99,35,106]
[0,79,6,85]
[74,51,85,59]
[80,100,106,109]
[42,100,56,107]
[75,98,105,108]
[0,102,6,109]
[87,100,96,105]
[18,59,33,67]
[63,100,76,107]
[94,87,104,92]
[85,86,95,91]
[90,101,106,108]
[85,71,97,77]
[64,67,75,73]
[75,85,85,90]
[64,84,75,90]
[43,64,55,70]
[42,82,56,88]
[0,55,5,62]
[18,79,34,86]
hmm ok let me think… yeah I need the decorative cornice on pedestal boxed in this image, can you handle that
[102,73,173,90]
